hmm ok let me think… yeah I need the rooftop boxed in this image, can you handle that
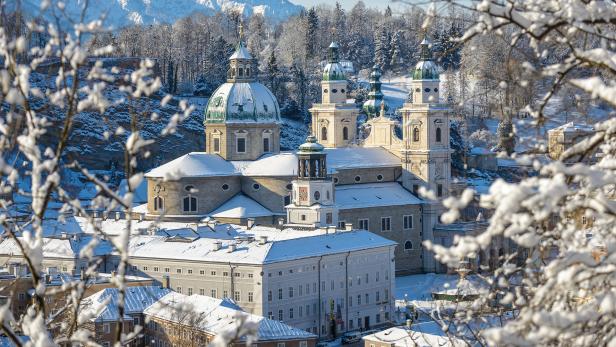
[82,286,171,322]
[145,153,239,179]
[210,194,274,219]
[363,322,466,347]
[144,292,316,342]
[336,182,422,209]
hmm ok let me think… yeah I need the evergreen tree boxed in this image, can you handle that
[266,50,279,94]
[385,5,393,18]
[374,26,391,71]
[166,61,175,94]
[305,8,319,59]
[389,30,403,70]
[333,2,346,44]
[497,116,516,154]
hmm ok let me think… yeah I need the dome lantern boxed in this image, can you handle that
[412,37,439,81]
[362,64,389,117]
[323,42,346,81]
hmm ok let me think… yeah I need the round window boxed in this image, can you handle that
[184,185,194,192]
[314,191,321,200]
[424,88,431,92]
[341,89,345,93]
[324,89,328,93]
[434,88,439,92]
[332,89,338,93]
[222,184,229,191]
[333,177,339,184]
[415,88,421,92]
[354,176,361,182]
[286,184,292,190]
[377,174,383,181]
[253,183,260,190]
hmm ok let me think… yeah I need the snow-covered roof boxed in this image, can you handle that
[229,42,252,60]
[126,225,394,265]
[236,152,298,176]
[210,194,274,218]
[0,235,112,259]
[144,292,316,341]
[548,122,594,133]
[469,147,493,155]
[205,82,281,124]
[144,153,239,179]
[336,182,422,209]
[82,286,171,322]
[363,322,466,347]
[325,147,401,170]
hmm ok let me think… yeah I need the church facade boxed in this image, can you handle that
[143,35,455,275]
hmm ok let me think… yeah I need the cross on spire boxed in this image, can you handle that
[239,21,244,41]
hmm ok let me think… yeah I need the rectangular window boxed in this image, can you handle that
[213,137,220,153]
[176,268,182,274]
[437,184,443,197]
[381,217,391,232]
[143,266,148,271]
[237,138,246,153]
[348,296,352,307]
[234,291,241,302]
[326,213,333,224]
[268,312,273,319]
[103,323,110,334]
[413,184,419,195]
[164,267,170,273]
[211,271,216,276]
[358,218,369,230]
[248,273,254,278]
[223,272,229,277]
[299,285,303,296]
[199,288,205,296]
[154,267,159,272]
[278,288,283,300]
[188,288,193,295]
[289,287,294,298]
[277,343,286,347]
[263,137,270,152]
[376,291,380,302]
[211,289,217,298]
[306,304,310,316]
[365,293,369,304]
[187,269,193,274]
[403,215,413,229]
[357,295,361,305]
[223,290,228,298]
[289,308,294,319]
[376,313,381,323]
[299,305,303,317]
[338,221,346,229]
[248,292,254,302]
[278,310,283,321]
[268,291,272,301]
[200,270,205,275]
[234,272,240,277]
[177,286,182,293]
[300,341,307,347]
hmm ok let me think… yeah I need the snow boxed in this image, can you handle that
[236,152,298,176]
[335,182,422,209]
[20,0,302,29]
[547,122,594,133]
[145,292,316,341]
[0,235,113,259]
[210,194,274,218]
[362,322,466,347]
[229,44,253,60]
[206,82,281,124]
[144,152,239,179]
[82,286,171,322]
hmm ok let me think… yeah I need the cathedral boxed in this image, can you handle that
[142,32,471,275]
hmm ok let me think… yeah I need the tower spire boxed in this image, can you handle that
[239,20,245,42]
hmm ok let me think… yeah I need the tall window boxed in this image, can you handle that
[321,126,328,141]
[153,196,164,211]
[381,217,391,232]
[263,137,270,152]
[436,127,442,142]
[413,127,419,142]
[437,184,443,197]
[183,196,197,212]
[358,219,369,230]
[213,137,220,153]
[403,215,413,229]
[343,126,349,140]
[404,241,413,250]
[237,137,246,153]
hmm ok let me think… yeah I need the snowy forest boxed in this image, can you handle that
[0,0,616,346]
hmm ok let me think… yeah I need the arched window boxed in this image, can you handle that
[314,191,321,200]
[321,127,328,141]
[238,68,244,77]
[404,241,413,250]
[246,68,250,77]
[436,127,442,142]
[183,196,197,212]
[343,126,349,140]
[153,196,164,211]
[413,127,419,142]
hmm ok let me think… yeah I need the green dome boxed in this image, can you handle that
[323,62,346,81]
[205,82,281,124]
[298,135,324,153]
[412,60,439,80]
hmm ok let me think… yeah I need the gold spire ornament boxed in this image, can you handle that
[239,21,244,41]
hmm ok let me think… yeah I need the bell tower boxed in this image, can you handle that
[310,42,359,148]
[399,36,452,273]
[286,136,338,227]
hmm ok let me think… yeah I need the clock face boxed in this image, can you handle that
[299,187,308,202]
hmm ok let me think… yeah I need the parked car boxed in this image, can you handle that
[341,331,362,344]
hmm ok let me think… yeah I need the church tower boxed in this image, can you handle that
[310,42,359,148]
[399,37,451,197]
[399,37,452,273]
[362,64,388,118]
[204,24,281,161]
[286,136,338,227]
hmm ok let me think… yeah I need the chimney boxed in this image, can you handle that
[162,274,170,289]
[115,211,121,221]
[139,214,144,222]
[258,236,268,245]
[212,241,222,251]
[227,243,236,253]
[247,218,255,230]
